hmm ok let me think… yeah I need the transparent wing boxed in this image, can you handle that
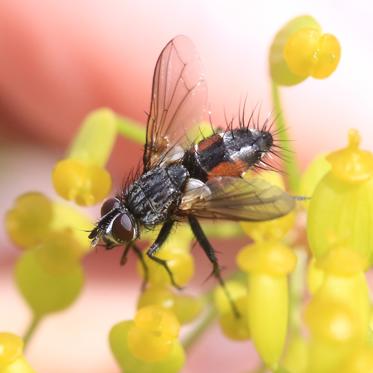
[143,35,207,170]
[180,177,295,221]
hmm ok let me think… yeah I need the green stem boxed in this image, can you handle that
[271,81,301,192]
[288,248,307,333]
[182,306,218,351]
[116,116,146,144]
[23,315,42,349]
[182,271,246,351]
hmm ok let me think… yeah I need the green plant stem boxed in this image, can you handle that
[271,81,301,192]
[116,116,146,144]
[182,271,246,351]
[182,306,218,351]
[288,248,307,332]
[23,315,42,349]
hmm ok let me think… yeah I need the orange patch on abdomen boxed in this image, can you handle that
[197,134,222,152]
[208,160,248,178]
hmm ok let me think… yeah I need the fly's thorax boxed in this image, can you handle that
[89,197,139,247]
[125,165,189,227]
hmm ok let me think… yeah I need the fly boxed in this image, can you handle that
[89,36,295,317]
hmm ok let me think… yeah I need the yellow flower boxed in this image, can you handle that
[127,306,180,363]
[0,333,36,372]
[15,249,84,317]
[305,247,370,372]
[137,286,204,325]
[341,345,373,373]
[270,15,340,85]
[237,242,296,368]
[5,192,93,255]
[109,320,185,373]
[284,28,341,79]
[307,130,373,264]
[52,108,117,206]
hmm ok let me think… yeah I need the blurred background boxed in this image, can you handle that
[0,0,372,372]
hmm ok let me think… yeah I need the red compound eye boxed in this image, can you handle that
[111,213,134,242]
[100,198,119,216]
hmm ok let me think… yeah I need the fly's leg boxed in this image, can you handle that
[188,215,240,318]
[120,242,149,291]
[120,243,132,266]
[131,243,149,291]
[146,220,182,289]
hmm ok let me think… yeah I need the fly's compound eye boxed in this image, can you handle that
[111,213,134,242]
[101,198,120,216]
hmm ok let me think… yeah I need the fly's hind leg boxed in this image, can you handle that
[188,215,240,318]
[146,220,182,289]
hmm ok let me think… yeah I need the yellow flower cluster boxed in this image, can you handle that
[111,226,206,372]
[5,192,92,342]
[0,333,37,372]
[303,130,373,372]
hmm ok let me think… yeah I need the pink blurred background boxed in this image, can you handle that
[0,0,372,372]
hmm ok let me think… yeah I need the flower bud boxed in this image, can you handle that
[237,242,296,367]
[307,130,373,264]
[52,108,117,206]
[0,333,36,372]
[109,320,185,373]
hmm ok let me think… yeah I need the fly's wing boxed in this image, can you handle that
[180,177,295,221]
[143,35,207,171]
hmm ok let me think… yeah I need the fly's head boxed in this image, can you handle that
[89,197,139,248]
[251,129,273,158]
[227,128,274,170]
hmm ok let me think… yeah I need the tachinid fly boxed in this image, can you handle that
[89,36,295,316]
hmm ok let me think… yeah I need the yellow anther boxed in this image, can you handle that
[327,129,373,183]
[52,159,111,206]
[270,15,321,86]
[237,242,297,275]
[127,306,180,362]
[317,247,368,276]
[5,193,53,249]
[284,28,341,79]
[52,108,117,206]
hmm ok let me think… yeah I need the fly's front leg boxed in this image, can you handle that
[131,243,148,291]
[120,242,149,291]
[146,220,182,289]
[188,215,240,318]
[120,243,132,266]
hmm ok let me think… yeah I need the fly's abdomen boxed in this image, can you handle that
[184,129,273,179]
[126,165,188,226]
